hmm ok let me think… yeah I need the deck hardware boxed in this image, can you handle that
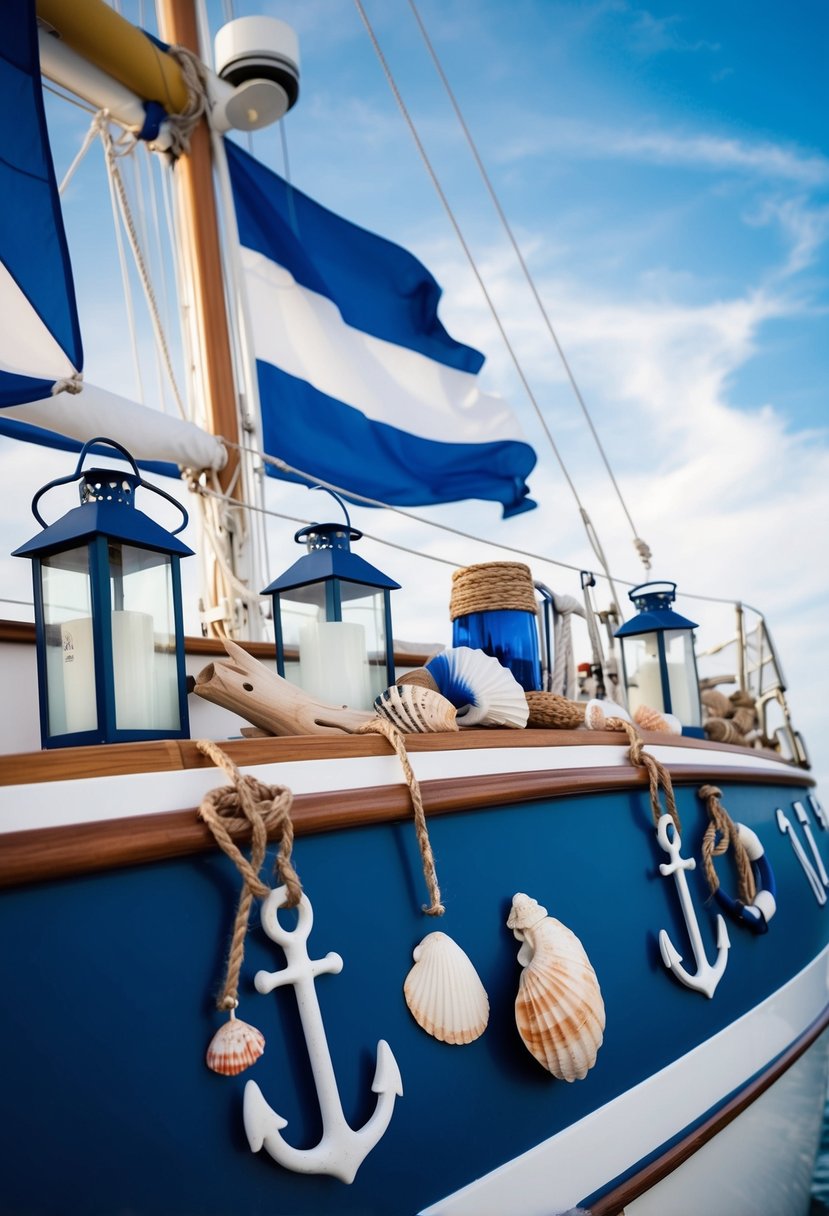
[777,807,828,905]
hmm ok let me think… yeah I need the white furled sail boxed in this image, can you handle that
[4,385,226,474]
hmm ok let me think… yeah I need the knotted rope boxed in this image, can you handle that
[525,691,586,729]
[606,717,682,834]
[357,717,445,916]
[698,784,756,905]
[449,561,538,619]
[196,739,301,1011]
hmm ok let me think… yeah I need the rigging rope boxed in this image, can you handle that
[352,0,623,602]
[405,0,651,575]
[187,438,750,612]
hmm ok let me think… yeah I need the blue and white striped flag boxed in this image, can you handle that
[226,140,536,518]
[0,0,82,408]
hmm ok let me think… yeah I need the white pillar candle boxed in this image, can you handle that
[111,610,155,729]
[59,610,155,734]
[299,619,372,710]
[627,654,665,715]
[60,616,97,734]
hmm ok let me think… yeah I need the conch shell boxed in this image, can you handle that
[206,1013,265,1076]
[404,931,489,1044]
[507,893,605,1081]
[374,684,459,733]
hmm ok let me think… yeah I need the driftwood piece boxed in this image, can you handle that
[194,639,372,737]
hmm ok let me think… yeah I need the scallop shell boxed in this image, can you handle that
[508,892,605,1081]
[633,704,682,735]
[374,684,459,733]
[404,931,489,1044]
[206,1014,265,1076]
[583,698,631,730]
[425,647,529,729]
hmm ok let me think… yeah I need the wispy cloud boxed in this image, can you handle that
[504,119,829,187]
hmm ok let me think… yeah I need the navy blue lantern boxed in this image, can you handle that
[13,438,193,749]
[615,581,703,736]
[262,494,399,711]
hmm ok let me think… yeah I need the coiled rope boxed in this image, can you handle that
[196,739,301,1011]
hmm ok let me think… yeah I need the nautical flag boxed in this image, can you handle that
[0,0,82,408]
[225,140,537,517]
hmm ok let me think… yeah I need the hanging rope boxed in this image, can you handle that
[405,0,651,574]
[196,739,301,1011]
[606,718,681,834]
[698,784,756,905]
[357,718,445,917]
[352,0,627,598]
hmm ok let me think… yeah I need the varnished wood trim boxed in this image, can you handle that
[588,1002,829,1216]
[0,726,806,787]
[0,759,815,888]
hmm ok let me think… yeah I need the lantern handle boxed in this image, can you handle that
[309,484,352,532]
[31,436,189,535]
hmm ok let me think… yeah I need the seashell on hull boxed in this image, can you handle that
[374,684,459,733]
[508,892,605,1081]
[425,646,528,729]
[206,1014,265,1076]
[404,931,489,1044]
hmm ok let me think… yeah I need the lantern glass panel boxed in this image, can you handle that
[623,632,663,717]
[41,545,95,737]
[663,629,701,727]
[339,582,388,703]
[108,543,181,731]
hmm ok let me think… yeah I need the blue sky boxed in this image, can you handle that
[1,0,827,781]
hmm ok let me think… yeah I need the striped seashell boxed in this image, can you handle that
[397,668,440,692]
[425,646,528,729]
[633,704,682,735]
[508,893,605,1081]
[583,698,631,730]
[404,931,489,1045]
[374,684,459,733]
[206,1013,265,1076]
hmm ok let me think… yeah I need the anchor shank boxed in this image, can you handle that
[290,968,349,1132]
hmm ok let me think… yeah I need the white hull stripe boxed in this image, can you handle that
[0,742,797,834]
[420,946,829,1216]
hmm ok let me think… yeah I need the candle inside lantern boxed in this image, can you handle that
[61,610,155,733]
[299,619,372,709]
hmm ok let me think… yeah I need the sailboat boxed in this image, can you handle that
[0,3,827,1214]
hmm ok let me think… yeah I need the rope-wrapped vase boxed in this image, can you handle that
[449,562,542,693]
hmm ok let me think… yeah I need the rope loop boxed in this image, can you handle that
[699,784,756,906]
[357,717,445,916]
[196,739,301,1010]
[605,716,681,834]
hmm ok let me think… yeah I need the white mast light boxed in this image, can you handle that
[214,17,300,132]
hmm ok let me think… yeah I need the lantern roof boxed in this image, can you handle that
[614,580,697,638]
[262,522,400,596]
[12,487,194,560]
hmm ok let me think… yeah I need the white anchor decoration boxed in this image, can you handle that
[244,886,403,1183]
[656,814,730,998]
[777,805,828,906]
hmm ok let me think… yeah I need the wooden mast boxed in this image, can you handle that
[155,0,240,495]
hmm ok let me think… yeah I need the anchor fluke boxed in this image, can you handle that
[372,1039,403,1098]
[244,1079,287,1152]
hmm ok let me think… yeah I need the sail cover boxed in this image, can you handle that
[226,140,536,517]
[0,0,82,407]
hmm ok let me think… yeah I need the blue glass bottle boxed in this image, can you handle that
[452,608,542,692]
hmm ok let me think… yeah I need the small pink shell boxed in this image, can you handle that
[633,705,682,735]
[206,1015,265,1076]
